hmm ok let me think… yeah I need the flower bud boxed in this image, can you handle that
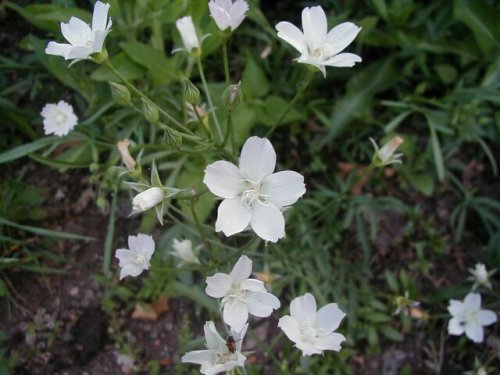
[109,82,132,106]
[370,136,404,167]
[117,139,136,171]
[222,81,243,110]
[176,16,200,55]
[183,78,200,103]
[163,127,182,149]
[132,187,164,212]
[141,98,160,123]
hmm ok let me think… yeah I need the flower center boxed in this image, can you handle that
[134,253,147,266]
[462,309,478,324]
[299,324,318,344]
[240,176,269,208]
[216,351,237,364]
[54,110,68,125]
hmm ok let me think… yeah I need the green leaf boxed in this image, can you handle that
[381,326,403,341]
[0,216,95,241]
[425,113,446,181]
[0,136,59,164]
[323,59,399,144]
[120,41,180,85]
[454,0,499,55]
[365,312,391,323]
[406,173,435,196]
[384,110,412,133]
[242,53,270,98]
[384,270,399,293]
[91,52,146,82]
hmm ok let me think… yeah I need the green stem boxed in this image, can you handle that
[103,185,117,277]
[197,58,224,141]
[222,40,230,85]
[266,68,315,138]
[105,60,195,136]
[190,198,211,252]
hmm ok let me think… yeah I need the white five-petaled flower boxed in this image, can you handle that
[469,263,494,290]
[275,6,361,76]
[132,187,165,213]
[41,100,78,136]
[278,293,346,356]
[205,255,281,332]
[203,136,306,242]
[369,136,404,166]
[447,292,497,343]
[208,0,249,32]
[181,321,247,375]
[45,1,112,61]
[175,16,200,53]
[171,239,201,265]
[115,234,155,280]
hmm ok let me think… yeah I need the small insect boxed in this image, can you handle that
[226,335,236,353]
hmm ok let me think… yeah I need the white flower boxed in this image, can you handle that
[208,0,249,32]
[171,239,201,265]
[181,321,247,375]
[469,263,494,290]
[278,293,346,356]
[205,255,280,332]
[115,234,155,280]
[447,292,497,343]
[175,16,200,53]
[45,1,112,61]
[203,136,306,242]
[132,187,164,213]
[275,6,361,76]
[369,136,404,166]
[40,100,78,136]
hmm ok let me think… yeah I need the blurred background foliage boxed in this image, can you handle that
[0,0,499,373]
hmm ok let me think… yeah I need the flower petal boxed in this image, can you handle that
[67,46,93,60]
[447,300,465,316]
[323,53,362,67]
[229,0,249,31]
[229,255,253,283]
[477,310,497,326]
[249,203,285,242]
[275,21,306,54]
[204,161,245,199]
[260,171,306,207]
[215,197,251,236]
[61,17,91,46]
[326,22,362,55]
[302,6,327,48]
[465,322,484,343]
[315,303,346,333]
[181,349,215,365]
[315,332,346,351]
[464,293,481,310]
[241,279,267,292]
[92,1,110,31]
[278,315,301,343]
[296,340,323,356]
[447,317,465,336]
[45,42,72,58]
[223,299,249,332]
[115,249,134,266]
[92,29,109,54]
[204,321,226,350]
[290,293,317,325]
[136,233,155,257]
[245,291,281,317]
[119,263,144,279]
[239,137,276,181]
[205,273,232,298]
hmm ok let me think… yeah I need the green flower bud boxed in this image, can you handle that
[109,82,132,106]
[183,77,200,103]
[163,126,182,149]
[222,81,243,110]
[141,98,160,123]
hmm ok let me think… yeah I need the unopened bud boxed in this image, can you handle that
[132,187,164,213]
[116,139,136,171]
[163,127,182,149]
[109,82,131,106]
[370,136,404,167]
[141,98,160,123]
[183,78,200,103]
[222,81,243,110]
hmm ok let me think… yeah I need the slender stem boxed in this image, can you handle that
[221,110,232,147]
[191,102,212,139]
[222,39,230,85]
[190,198,211,252]
[266,68,315,138]
[105,60,196,137]
[197,59,224,141]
